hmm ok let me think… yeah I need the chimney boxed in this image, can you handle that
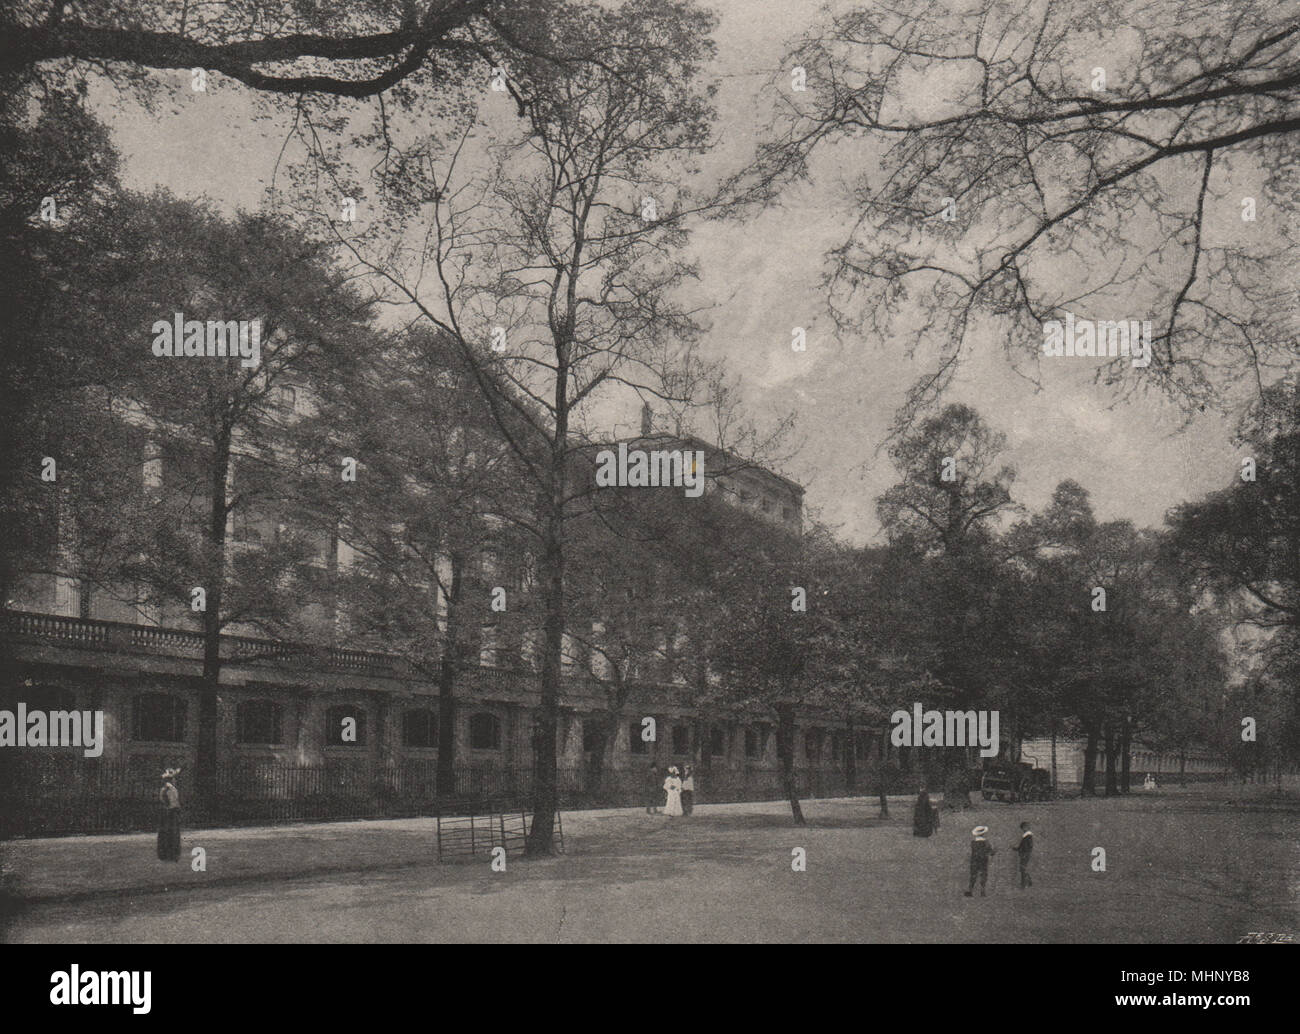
[640,401,653,437]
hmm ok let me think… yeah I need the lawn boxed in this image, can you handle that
[6,783,1297,943]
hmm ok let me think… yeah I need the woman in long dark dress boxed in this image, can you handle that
[157,767,182,861]
[912,789,934,837]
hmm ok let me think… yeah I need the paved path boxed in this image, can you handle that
[3,794,917,903]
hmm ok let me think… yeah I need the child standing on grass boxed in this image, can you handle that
[964,825,995,896]
[1011,821,1034,888]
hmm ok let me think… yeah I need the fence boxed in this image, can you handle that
[0,755,909,838]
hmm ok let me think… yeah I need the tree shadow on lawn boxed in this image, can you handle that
[637,811,895,833]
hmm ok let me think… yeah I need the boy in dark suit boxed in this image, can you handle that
[1012,821,1034,888]
[964,825,995,896]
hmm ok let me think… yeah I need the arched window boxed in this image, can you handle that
[708,726,726,757]
[326,704,367,746]
[745,728,760,759]
[132,693,186,742]
[236,700,283,745]
[671,724,690,755]
[469,712,501,750]
[403,709,438,749]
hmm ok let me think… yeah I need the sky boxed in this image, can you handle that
[92,0,1248,547]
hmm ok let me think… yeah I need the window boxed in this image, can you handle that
[830,731,843,760]
[23,684,76,713]
[804,729,824,762]
[709,726,725,757]
[745,728,759,759]
[582,723,605,754]
[469,712,501,750]
[236,700,283,745]
[275,384,297,411]
[629,721,649,755]
[760,496,773,513]
[672,724,690,755]
[403,709,438,749]
[783,506,795,522]
[132,693,186,742]
[325,704,367,746]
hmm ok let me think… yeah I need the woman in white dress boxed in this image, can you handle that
[663,766,684,817]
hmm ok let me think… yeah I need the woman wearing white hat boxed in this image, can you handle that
[662,766,684,817]
[157,767,182,862]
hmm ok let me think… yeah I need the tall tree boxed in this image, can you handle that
[876,403,1019,807]
[290,324,538,794]
[327,0,725,854]
[63,191,378,800]
[0,80,121,606]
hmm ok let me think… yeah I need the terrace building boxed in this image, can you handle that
[0,379,888,837]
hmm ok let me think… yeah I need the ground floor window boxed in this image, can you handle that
[469,712,501,750]
[132,693,186,742]
[236,699,283,745]
[326,704,367,746]
[403,708,438,748]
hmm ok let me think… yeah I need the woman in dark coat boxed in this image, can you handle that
[157,767,182,861]
[913,789,934,837]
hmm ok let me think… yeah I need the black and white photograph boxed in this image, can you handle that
[0,0,1296,992]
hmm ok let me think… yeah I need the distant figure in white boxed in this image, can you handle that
[663,766,684,817]
[1143,772,1157,791]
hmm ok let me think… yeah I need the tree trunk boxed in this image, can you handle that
[1119,716,1132,794]
[775,702,805,825]
[876,726,889,818]
[844,716,857,794]
[1081,724,1100,796]
[942,745,971,810]
[196,433,231,807]
[1050,718,1058,790]
[435,555,464,798]
[581,712,619,805]
[525,492,565,856]
[1103,723,1118,796]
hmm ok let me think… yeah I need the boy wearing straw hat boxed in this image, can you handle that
[964,825,996,896]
